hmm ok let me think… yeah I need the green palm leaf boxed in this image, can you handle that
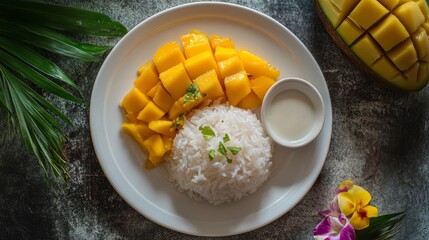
[0,0,127,183]
[356,212,405,240]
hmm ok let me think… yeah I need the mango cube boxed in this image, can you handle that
[318,0,343,28]
[193,69,225,100]
[404,62,419,82]
[214,46,239,62]
[122,122,156,143]
[238,50,280,79]
[337,18,364,46]
[412,27,429,59]
[168,100,184,120]
[369,14,410,52]
[161,136,174,152]
[134,61,159,93]
[181,31,211,58]
[237,92,262,110]
[184,50,220,80]
[148,120,176,137]
[146,82,160,98]
[415,0,429,15]
[159,63,192,100]
[224,71,251,106]
[370,56,401,81]
[351,34,382,66]
[210,34,235,51]
[121,88,150,120]
[377,0,399,10]
[218,56,245,80]
[330,0,359,13]
[153,85,175,113]
[250,76,276,100]
[142,134,166,166]
[393,1,425,33]
[387,39,417,71]
[152,41,186,73]
[137,101,165,123]
[348,0,389,30]
[418,62,429,83]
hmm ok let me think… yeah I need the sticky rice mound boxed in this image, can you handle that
[166,104,272,205]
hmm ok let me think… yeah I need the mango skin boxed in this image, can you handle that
[316,0,429,91]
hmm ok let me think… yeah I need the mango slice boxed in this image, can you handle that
[181,30,211,58]
[159,63,192,100]
[184,50,220,80]
[217,56,245,79]
[134,61,159,93]
[121,88,150,120]
[193,69,225,100]
[224,70,251,106]
[316,0,429,91]
[239,50,280,79]
[210,34,235,51]
[152,41,185,73]
[137,101,165,123]
[237,92,262,110]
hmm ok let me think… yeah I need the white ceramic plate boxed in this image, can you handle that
[90,2,332,237]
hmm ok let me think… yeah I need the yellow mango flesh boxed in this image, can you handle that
[153,85,175,112]
[217,56,245,80]
[159,63,192,100]
[214,46,239,62]
[181,31,211,59]
[161,135,173,152]
[193,69,225,100]
[318,0,429,91]
[184,50,220,80]
[239,50,280,79]
[393,1,425,33]
[142,134,166,166]
[137,101,165,123]
[168,100,184,120]
[148,120,176,137]
[121,88,150,120]
[250,76,276,100]
[237,91,262,110]
[122,122,156,146]
[348,0,389,30]
[224,71,251,106]
[152,41,185,73]
[134,61,159,93]
[210,34,235,51]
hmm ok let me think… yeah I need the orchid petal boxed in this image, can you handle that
[338,192,356,216]
[339,221,356,240]
[350,211,370,230]
[313,214,356,240]
[348,185,371,208]
[363,205,378,218]
[336,180,354,194]
[321,195,341,217]
[313,217,333,238]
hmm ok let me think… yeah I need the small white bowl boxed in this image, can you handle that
[261,77,325,148]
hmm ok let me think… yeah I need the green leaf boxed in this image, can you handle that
[0,20,102,61]
[227,146,241,155]
[226,156,232,163]
[208,149,216,161]
[223,133,230,143]
[356,212,405,240]
[218,142,227,156]
[0,35,82,96]
[0,48,82,104]
[0,0,127,36]
[184,83,201,104]
[199,125,216,140]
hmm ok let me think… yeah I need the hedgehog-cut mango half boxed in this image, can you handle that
[316,0,429,91]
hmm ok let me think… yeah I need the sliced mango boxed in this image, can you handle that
[184,50,220,80]
[121,88,150,120]
[351,34,382,66]
[224,70,251,106]
[369,14,410,52]
[159,63,192,100]
[142,134,166,166]
[137,101,165,123]
[210,34,235,51]
[122,122,156,143]
[134,61,159,93]
[152,41,185,73]
[148,120,176,137]
[239,50,280,79]
[217,56,245,80]
[393,1,425,34]
[214,46,239,62]
[181,30,211,58]
[237,92,262,110]
[337,18,364,46]
[193,69,225,100]
[153,85,175,113]
[411,27,429,59]
[386,39,417,71]
[250,76,276,100]
[348,0,389,30]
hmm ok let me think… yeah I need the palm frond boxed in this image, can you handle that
[356,212,405,240]
[0,0,127,183]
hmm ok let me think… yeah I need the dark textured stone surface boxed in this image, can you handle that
[1,0,428,239]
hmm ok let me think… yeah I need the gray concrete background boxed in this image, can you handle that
[1,0,428,239]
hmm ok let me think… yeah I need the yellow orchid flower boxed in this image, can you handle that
[337,184,378,230]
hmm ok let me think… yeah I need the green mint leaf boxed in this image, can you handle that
[227,146,241,155]
[218,142,227,156]
[208,149,216,161]
[199,125,215,140]
[184,83,200,104]
[223,133,230,143]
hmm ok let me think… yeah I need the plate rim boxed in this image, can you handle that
[90,1,332,237]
